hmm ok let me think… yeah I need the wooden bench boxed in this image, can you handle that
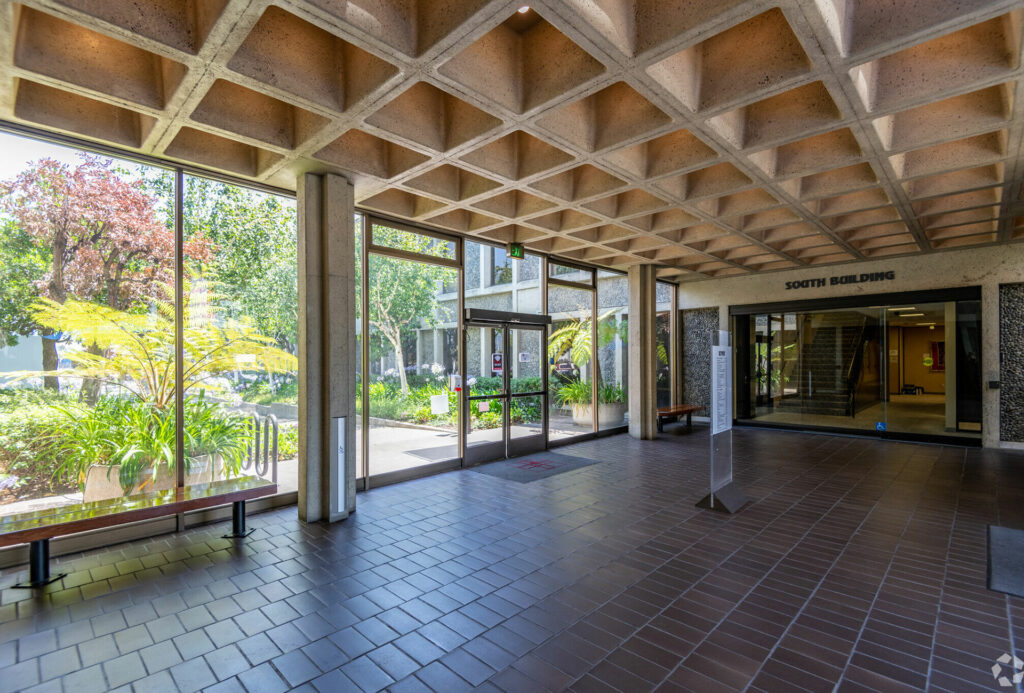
[0,477,276,589]
[656,404,705,433]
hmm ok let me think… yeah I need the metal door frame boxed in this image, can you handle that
[463,311,550,465]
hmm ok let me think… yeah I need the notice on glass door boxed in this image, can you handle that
[711,333,732,436]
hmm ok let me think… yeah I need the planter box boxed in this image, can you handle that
[570,402,627,428]
[83,455,222,502]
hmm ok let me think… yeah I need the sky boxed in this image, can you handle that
[0,131,83,182]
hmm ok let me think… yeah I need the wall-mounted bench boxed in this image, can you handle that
[0,477,276,589]
[656,404,705,433]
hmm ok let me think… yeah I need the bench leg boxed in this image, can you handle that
[222,500,254,539]
[13,539,66,589]
[657,417,664,433]
[686,412,693,429]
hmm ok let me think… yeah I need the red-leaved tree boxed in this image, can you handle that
[0,154,209,391]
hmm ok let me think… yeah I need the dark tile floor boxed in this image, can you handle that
[2,427,1024,692]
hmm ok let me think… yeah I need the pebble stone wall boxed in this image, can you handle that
[682,307,718,412]
[1000,283,1024,443]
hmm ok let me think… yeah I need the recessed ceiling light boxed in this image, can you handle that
[518,5,530,12]
[900,312,924,317]
[888,306,915,311]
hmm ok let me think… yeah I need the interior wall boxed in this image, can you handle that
[901,327,946,394]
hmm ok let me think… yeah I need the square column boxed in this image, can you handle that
[297,173,357,523]
[628,265,658,439]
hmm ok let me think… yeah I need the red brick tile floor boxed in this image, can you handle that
[2,427,1022,692]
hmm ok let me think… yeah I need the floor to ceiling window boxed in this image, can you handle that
[547,261,597,441]
[0,131,296,518]
[596,270,629,430]
[182,174,298,494]
[361,217,460,481]
[655,280,675,409]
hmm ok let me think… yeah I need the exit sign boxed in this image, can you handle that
[507,242,525,260]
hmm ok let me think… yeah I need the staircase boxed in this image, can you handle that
[779,313,867,416]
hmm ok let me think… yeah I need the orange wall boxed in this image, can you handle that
[901,327,946,394]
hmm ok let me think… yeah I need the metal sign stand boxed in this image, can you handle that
[697,330,749,513]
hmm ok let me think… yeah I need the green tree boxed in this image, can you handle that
[366,226,451,395]
[0,218,48,348]
[139,172,299,354]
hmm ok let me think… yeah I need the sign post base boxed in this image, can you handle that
[696,482,750,514]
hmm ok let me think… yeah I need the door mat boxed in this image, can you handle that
[988,525,1024,597]
[470,452,602,483]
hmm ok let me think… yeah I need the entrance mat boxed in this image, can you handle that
[988,525,1024,597]
[470,452,602,483]
[406,445,459,462]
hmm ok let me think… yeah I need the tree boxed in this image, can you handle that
[366,226,452,395]
[139,171,299,354]
[0,155,209,391]
[22,284,297,410]
[548,308,623,369]
[0,218,48,348]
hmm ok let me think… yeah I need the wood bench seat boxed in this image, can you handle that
[1,476,276,588]
[656,404,705,433]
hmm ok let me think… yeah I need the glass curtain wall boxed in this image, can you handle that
[655,281,674,408]
[547,262,597,440]
[596,270,629,430]
[0,131,293,518]
[182,175,298,493]
[736,298,982,440]
[362,218,460,480]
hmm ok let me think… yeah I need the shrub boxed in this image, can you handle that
[0,389,68,488]
[35,394,250,494]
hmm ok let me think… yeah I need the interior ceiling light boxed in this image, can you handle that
[916,322,936,326]
[888,306,915,311]
[901,312,924,317]
[518,5,530,12]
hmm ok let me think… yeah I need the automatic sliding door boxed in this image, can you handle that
[508,325,546,457]
[464,324,507,464]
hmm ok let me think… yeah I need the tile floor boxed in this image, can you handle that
[1,427,1023,692]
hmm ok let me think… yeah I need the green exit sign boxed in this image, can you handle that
[507,242,525,260]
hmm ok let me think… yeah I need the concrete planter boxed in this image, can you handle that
[83,455,222,502]
[570,402,627,428]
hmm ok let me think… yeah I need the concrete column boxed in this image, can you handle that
[297,173,356,523]
[415,330,424,374]
[628,265,658,439]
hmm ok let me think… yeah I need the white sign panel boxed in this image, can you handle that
[711,333,732,435]
[430,394,449,415]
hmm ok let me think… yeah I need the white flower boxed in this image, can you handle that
[431,363,445,375]
[467,377,477,386]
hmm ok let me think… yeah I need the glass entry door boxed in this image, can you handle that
[464,320,547,464]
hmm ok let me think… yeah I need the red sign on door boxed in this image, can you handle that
[492,353,503,374]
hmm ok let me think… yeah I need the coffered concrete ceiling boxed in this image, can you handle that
[1,0,1022,281]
